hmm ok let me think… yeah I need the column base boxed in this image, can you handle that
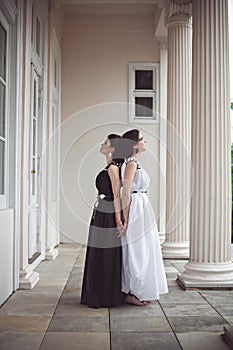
[162,241,189,259]
[19,267,40,290]
[159,232,166,245]
[177,261,233,290]
[45,246,59,261]
[222,326,233,349]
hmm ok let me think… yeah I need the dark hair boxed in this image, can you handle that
[121,129,140,158]
[108,134,124,164]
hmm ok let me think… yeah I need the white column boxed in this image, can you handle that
[154,8,168,245]
[162,0,192,258]
[177,0,233,288]
[158,38,168,245]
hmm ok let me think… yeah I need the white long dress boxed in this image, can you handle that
[121,159,168,301]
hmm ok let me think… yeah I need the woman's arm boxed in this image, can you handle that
[108,165,124,234]
[121,161,137,235]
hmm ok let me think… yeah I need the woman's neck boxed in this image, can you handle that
[128,153,139,160]
[106,156,113,164]
[130,152,140,159]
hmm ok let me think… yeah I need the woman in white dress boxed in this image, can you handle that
[119,129,168,304]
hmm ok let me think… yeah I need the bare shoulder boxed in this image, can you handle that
[124,161,137,179]
[108,163,119,175]
[125,160,137,169]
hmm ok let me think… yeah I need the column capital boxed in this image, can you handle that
[166,0,192,28]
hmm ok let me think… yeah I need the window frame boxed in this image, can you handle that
[129,63,160,124]
[31,5,43,74]
[0,11,9,209]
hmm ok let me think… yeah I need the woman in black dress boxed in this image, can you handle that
[80,134,125,308]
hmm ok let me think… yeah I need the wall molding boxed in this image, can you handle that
[0,0,17,24]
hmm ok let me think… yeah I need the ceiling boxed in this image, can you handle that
[61,3,161,16]
[59,0,166,5]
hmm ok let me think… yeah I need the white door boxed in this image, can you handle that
[28,64,41,261]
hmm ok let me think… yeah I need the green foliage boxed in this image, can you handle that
[231,102,233,110]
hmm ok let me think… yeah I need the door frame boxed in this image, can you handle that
[20,0,48,282]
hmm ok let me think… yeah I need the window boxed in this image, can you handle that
[31,6,42,61]
[129,63,159,123]
[54,58,57,88]
[0,18,8,208]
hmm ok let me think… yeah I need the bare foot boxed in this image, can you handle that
[125,294,145,306]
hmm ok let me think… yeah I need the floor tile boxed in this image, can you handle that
[0,243,232,350]
[40,332,110,350]
[111,332,181,350]
[110,315,171,333]
[0,315,51,332]
[214,304,233,316]
[59,294,81,305]
[62,285,81,294]
[159,291,207,304]
[37,278,68,285]
[28,285,64,294]
[200,291,233,305]
[1,292,60,305]
[0,303,56,316]
[168,316,228,332]
[165,267,178,273]
[176,332,230,350]
[162,304,219,317]
[0,331,44,350]
[70,267,84,274]
[166,284,181,291]
[166,273,179,279]
[48,315,109,332]
[54,303,108,317]
[223,316,233,325]
[110,302,164,317]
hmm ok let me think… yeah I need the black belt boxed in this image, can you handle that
[97,194,114,202]
[131,191,147,193]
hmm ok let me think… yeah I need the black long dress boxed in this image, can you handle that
[80,162,125,308]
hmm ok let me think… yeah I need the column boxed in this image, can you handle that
[162,0,192,258]
[154,7,168,245]
[157,37,168,245]
[177,0,233,289]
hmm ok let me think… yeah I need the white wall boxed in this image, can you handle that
[61,14,159,117]
[0,210,14,306]
[60,11,163,243]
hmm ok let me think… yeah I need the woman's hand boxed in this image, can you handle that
[117,221,127,237]
[117,220,126,237]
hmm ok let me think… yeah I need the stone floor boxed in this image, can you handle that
[0,243,232,350]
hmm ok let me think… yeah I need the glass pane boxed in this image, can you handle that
[31,6,34,44]
[0,81,6,138]
[135,70,153,90]
[0,140,5,195]
[135,97,153,117]
[52,107,57,200]
[36,16,40,55]
[33,118,36,156]
[54,59,57,87]
[32,157,35,195]
[0,23,7,80]
[33,79,36,116]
